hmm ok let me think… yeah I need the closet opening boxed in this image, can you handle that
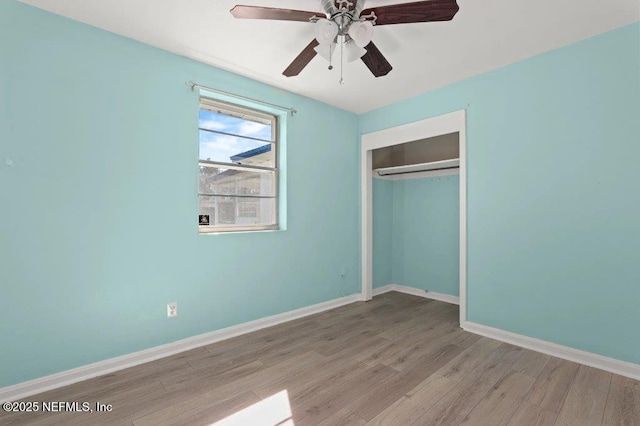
[360,110,467,324]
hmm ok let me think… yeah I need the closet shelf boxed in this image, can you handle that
[374,158,459,176]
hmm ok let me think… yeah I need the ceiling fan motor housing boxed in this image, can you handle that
[321,0,365,35]
[320,0,338,16]
[353,0,365,17]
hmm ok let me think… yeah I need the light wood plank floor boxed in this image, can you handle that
[2,292,639,425]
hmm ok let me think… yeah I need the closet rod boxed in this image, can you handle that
[376,166,459,177]
[375,158,460,176]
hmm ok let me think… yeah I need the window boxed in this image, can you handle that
[198,98,278,233]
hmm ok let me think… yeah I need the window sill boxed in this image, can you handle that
[199,226,281,235]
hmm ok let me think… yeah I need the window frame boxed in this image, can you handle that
[198,97,279,233]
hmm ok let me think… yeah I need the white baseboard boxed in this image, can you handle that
[373,284,460,305]
[462,321,640,381]
[0,294,361,403]
[372,284,395,296]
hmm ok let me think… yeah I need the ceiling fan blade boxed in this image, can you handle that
[362,0,459,26]
[230,5,323,22]
[361,42,393,77]
[283,39,320,77]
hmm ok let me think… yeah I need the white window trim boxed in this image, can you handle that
[198,97,279,233]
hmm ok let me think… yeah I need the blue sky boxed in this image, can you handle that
[199,110,271,163]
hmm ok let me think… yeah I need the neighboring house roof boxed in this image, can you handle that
[230,144,271,162]
[201,144,272,184]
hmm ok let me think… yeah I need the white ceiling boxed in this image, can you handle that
[20,0,639,113]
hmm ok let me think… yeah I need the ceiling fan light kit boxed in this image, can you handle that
[348,20,374,48]
[314,18,339,45]
[345,39,367,62]
[230,0,460,80]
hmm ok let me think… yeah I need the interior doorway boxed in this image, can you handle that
[360,110,467,324]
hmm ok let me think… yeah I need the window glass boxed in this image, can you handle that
[198,98,278,232]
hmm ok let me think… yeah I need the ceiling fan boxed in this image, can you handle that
[230,0,460,80]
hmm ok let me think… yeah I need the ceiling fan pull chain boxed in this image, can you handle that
[339,36,345,84]
[328,43,334,70]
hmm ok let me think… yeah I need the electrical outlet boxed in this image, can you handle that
[167,302,177,318]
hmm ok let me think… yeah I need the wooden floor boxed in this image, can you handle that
[2,292,639,425]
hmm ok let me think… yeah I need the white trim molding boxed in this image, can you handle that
[0,294,360,403]
[462,321,640,381]
[372,284,394,296]
[373,284,460,305]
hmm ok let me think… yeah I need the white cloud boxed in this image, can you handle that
[199,119,228,131]
[200,118,270,141]
[199,134,261,162]
[238,121,270,138]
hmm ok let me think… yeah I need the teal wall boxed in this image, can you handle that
[372,176,459,296]
[1,0,639,389]
[0,1,359,387]
[362,22,640,365]
[372,178,393,288]
[394,175,459,296]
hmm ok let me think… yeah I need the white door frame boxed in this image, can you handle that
[360,109,468,324]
